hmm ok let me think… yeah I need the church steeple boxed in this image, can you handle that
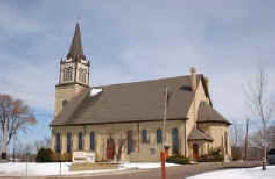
[54,22,90,117]
[67,23,86,61]
[57,22,90,86]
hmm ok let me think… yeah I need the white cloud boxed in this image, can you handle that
[0,0,274,126]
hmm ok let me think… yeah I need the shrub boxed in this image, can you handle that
[51,153,72,162]
[210,147,221,155]
[166,154,189,164]
[36,148,53,162]
[199,154,224,162]
[199,147,224,162]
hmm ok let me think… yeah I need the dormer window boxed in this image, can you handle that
[79,68,87,83]
[64,67,73,81]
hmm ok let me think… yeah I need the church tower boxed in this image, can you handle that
[54,23,90,117]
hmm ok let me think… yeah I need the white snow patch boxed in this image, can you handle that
[0,162,179,176]
[187,166,275,179]
[90,88,103,97]
[120,162,180,169]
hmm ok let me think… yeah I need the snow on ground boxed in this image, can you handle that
[188,166,275,179]
[0,162,179,176]
[120,162,179,169]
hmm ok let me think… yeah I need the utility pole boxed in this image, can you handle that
[25,153,28,176]
[244,118,249,160]
[162,87,168,150]
[160,86,168,179]
[263,120,267,170]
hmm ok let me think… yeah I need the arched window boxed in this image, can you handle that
[142,130,147,143]
[79,69,87,83]
[157,129,162,144]
[172,128,179,154]
[64,67,73,81]
[67,132,72,153]
[55,133,61,153]
[90,131,95,151]
[78,132,83,150]
[128,130,133,154]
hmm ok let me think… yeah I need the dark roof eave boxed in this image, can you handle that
[188,138,213,142]
[51,117,188,127]
[55,82,89,88]
[197,120,231,125]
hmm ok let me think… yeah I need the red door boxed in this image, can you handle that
[193,143,199,160]
[107,138,115,160]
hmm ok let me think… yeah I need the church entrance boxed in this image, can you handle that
[193,143,199,160]
[107,138,115,160]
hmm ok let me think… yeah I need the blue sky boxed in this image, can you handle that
[0,0,274,144]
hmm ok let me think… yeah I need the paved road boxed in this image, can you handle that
[57,161,261,179]
[0,161,262,179]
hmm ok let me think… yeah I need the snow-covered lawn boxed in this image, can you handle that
[0,162,179,176]
[188,166,275,179]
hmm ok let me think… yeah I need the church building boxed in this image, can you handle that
[51,23,231,161]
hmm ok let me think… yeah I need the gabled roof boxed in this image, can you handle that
[197,102,230,125]
[188,128,213,141]
[66,23,86,61]
[52,75,207,126]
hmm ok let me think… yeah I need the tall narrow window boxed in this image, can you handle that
[55,133,61,153]
[79,69,87,83]
[78,132,83,150]
[128,130,133,154]
[157,129,162,144]
[67,133,72,153]
[90,132,95,151]
[172,128,179,154]
[142,130,147,143]
[64,67,73,81]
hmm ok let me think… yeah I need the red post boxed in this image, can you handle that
[160,152,166,179]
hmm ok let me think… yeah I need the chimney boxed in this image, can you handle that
[190,67,197,91]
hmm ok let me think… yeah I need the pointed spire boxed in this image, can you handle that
[67,22,86,61]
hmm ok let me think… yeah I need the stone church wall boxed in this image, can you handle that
[54,84,87,117]
[51,119,186,162]
[186,80,210,157]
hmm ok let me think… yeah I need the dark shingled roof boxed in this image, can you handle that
[52,75,209,126]
[197,102,230,125]
[188,129,213,141]
[66,23,86,61]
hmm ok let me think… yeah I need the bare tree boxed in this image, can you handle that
[244,118,250,160]
[244,69,273,170]
[33,137,52,154]
[44,137,51,148]
[0,95,37,159]
[249,130,263,148]
[230,120,245,147]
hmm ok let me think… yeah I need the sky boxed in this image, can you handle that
[0,0,274,145]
